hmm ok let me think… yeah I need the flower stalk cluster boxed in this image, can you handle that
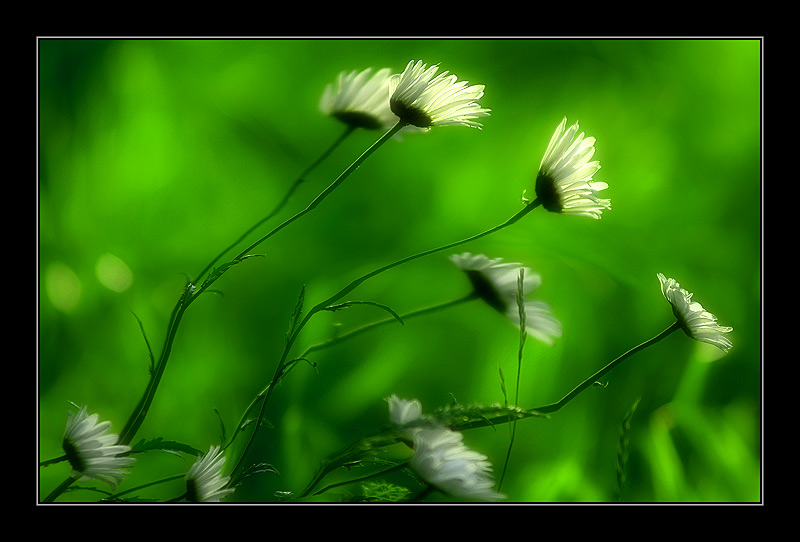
[41,56,734,505]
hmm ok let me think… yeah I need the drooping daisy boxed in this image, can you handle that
[61,405,135,488]
[535,117,611,219]
[410,426,504,502]
[657,273,733,352]
[389,60,490,129]
[319,67,396,131]
[185,445,235,503]
[450,253,562,345]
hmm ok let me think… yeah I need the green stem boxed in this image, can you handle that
[42,474,78,503]
[532,321,681,414]
[152,121,403,446]
[452,322,682,432]
[120,125,364,447]
[303,199,542,318]
[104,473,186,502]
[498,274,528,491]
[229,120,407,478]
[193,125,356,283]
[43,124,386,503]
[297,293,479,362]
[311,460,410,497]
[232,199,538,479]
[226,293,478,451]
[119,284,193,445]
[227,121,406,266]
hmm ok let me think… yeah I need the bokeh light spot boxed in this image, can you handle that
[95,252,134,292]
[45,262,82,313]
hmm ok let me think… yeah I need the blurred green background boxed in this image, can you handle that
[38,38,761,503]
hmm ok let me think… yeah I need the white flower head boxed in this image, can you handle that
[450,253,562,345]
[386,394,423,426]
[657,273,733,352]
[185,445,235,502]
[535,117,611,219]
[410,427,504,501]
[389,60,491,129]
[319,67,396,130]
[61,404,135,488]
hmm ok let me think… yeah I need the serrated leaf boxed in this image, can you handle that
[286,285,306,343]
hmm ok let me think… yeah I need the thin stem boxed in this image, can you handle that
[226,293,478,451]
[42,475,79,503]
[49,125,385,503]
[119,284,193,445]
[231,199,541,478]
[229,120,407,478]
[305,199,542,317]
[451,321,682,431]
[193,125,356,283]
[120,125,362,447]
[104,474,186,502]
[297,292,479,361]
[312,460,410,497]
[498,270,528,491]
[229,121,406,264]
[532,321,681,414]
[155,122,402,452]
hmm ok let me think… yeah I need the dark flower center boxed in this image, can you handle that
[465,270,507,314]
[186,478,200,502]
[390,99,432,128]
[332,111,384,131]
[534,171,563,213]
[62,438,86,473]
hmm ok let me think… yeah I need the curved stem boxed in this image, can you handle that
[311,460,410,497]
[297,292,478,361]
[120,126,363,448]
[44,124,388,502]
[304,199,541,318]
[532,321,681,414]
[231,200,541,478]
[104,473,186,502]
[119,285,193,445]
[451,321,683,433]
[226,293,478,451]
[229,121,407,478]
[150,122,402,449]
[229,121,406,264]
[193,125,356,283]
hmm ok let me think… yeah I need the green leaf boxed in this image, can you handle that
[130,437,203,457]
[128,309,155,374]
[323,300,405,326]
[286,284,306,344]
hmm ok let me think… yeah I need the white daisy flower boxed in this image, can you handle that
[410,427,504,501]
[185,445,235,502]
[319,67,396,130]
[387,394,423,426]
[389,60,490,129]
[450,252,562,345]
[535,117,611,219]
[657,273,733,352]
[61,405,135,488]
